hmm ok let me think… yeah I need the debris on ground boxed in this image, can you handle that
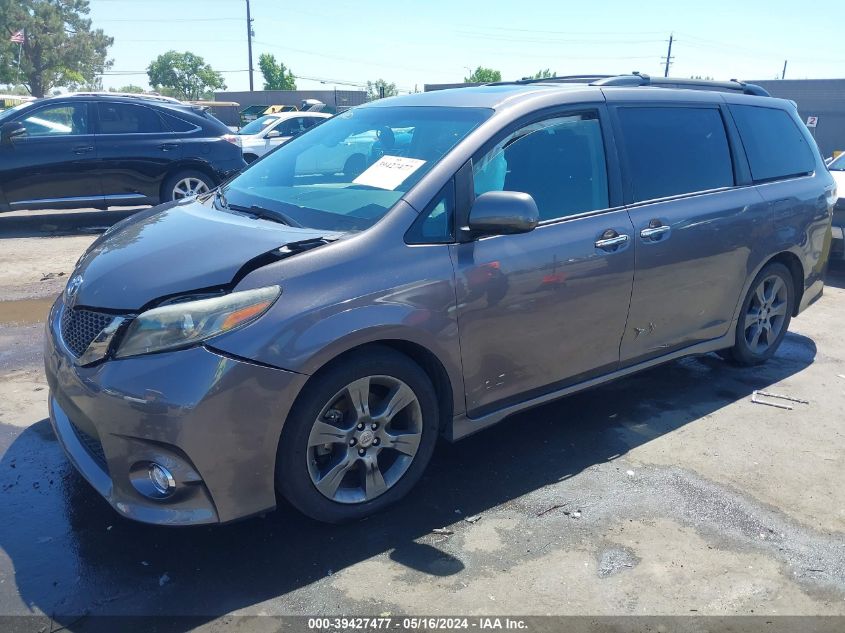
[158,573,170,587]
[537,503,568,517]
[571,511,582,519]
[432,528,454,535]
[464,515,482,524]
[751,390,809,410]
[626,470,635,477]
[39,272,66,281]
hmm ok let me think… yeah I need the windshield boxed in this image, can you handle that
[829,154,845,171]
[222,105,491,232]
[238,115,280,135]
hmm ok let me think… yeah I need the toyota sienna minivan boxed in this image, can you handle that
[44,75,835,525]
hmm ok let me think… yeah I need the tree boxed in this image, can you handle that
[366,79,398,101]
[258,53,296,90]
[532,68,555,79]
[464,66,501,83]
[0,0,113,97]
[147,51,225,101]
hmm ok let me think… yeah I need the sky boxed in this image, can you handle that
[87,0,845,94]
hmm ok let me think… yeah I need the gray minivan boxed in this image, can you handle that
[44,75,835,525]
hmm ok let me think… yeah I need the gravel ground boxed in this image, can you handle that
[0,217,843,630]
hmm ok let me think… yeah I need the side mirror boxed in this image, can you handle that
[467,191,539,237]
[1,121,26,145]
[265,129,283,139]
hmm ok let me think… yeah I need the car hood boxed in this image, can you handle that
[70,199,341,311]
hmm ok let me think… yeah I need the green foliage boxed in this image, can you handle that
[112,84,145,93]
[366,79,398,101]
[147,50,226,101]
[0,0,113,97]
[532,69,556,79]
[258,53,296,91]
[464,66,502,83]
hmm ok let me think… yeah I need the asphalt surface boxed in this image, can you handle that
[0,208,843,632]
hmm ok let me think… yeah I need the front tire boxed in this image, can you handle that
[162,170,214,202]
[276,346,439,523]
[722,262,794,366]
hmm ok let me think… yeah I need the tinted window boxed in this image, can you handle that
[474,112,609,221]
[731,105,815,182]
[161,112,198,132]
[97,103,164,134]
[276,117,312,136]
[20,104,88,136]
[617,107,733,202]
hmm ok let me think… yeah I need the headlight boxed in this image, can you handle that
[115,285,281,359]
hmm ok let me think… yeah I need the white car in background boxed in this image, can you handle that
[827,153,845,259]
[238,112,331,163]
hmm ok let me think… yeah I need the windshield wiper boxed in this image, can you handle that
[215,191,302,227]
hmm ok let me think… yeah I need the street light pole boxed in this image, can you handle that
[246,0,254,91]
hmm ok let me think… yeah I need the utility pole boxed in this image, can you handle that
[663,33,674,77]
[781,60,788,80]
[246,0,254,91]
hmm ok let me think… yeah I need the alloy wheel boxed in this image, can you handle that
[743,274,789,354]
[306,375,423,504]
[172,177,209,200]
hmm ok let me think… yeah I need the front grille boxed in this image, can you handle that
[60,308,114,357]
[69,419,109,473]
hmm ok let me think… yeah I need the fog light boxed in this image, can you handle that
[149,463,175,495]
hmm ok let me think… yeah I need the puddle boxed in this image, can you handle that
[0,297,55,327]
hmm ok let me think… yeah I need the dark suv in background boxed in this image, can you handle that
[0,93,245,211]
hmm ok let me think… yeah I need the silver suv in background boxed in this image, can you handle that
[44,75,834,525]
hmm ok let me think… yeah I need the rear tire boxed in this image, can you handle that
[161,170,214,202]
[276,346,439,523]
[722,262,794,366]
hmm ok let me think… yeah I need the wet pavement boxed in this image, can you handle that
[1,213,844,630]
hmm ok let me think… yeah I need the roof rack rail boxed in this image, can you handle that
[67,91,184,104]
[589,73,770,96]
[488,74,614,86]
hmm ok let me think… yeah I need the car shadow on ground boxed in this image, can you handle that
[0,332,817,630]
[825,259,845,290]
[0,209,141,239]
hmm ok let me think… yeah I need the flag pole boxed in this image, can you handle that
[16,29,23,79]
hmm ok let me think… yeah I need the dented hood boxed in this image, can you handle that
[71,199,339,311]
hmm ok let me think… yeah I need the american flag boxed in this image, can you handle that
[10,30,24,44]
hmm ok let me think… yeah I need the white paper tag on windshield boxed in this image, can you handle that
[353,156,427,190]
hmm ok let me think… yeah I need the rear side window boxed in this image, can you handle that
[161,112,198,133]
[730,105,815,182]
[617,107,734,202]
[97,103,164,134]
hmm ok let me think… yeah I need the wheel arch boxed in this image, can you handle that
[764,251,805,317]
[291,339,456,440]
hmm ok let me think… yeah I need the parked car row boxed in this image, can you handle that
[43,76,834,526]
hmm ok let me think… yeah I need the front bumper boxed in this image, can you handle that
[45,298,308,526]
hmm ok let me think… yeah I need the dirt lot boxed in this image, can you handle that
[0,214,843,629]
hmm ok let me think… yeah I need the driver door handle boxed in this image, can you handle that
[595,233,630,250]
[73,145,94,155]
